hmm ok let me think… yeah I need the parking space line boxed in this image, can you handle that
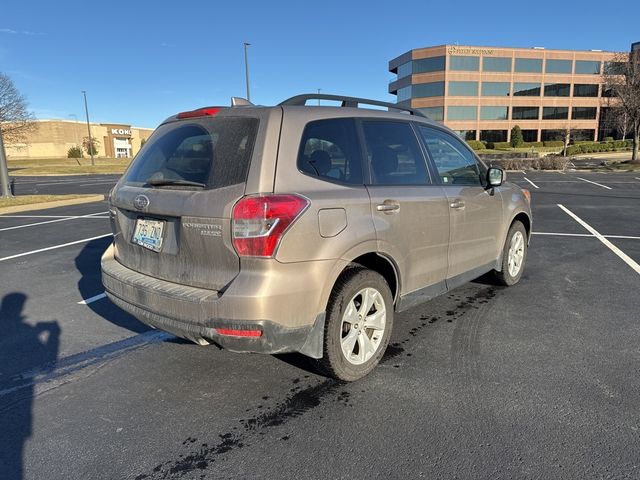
[79,181,117,187]
[0,233,113,262]
[558,204,640,274]
[78,292,107,305]
[576,177,612,190]
[0,211,108,232]
[523,177,539,189]
[532,232,640,240]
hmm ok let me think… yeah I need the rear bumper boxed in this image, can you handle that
[101,243,328,358]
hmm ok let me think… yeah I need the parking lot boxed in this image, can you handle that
[1,171,639,479]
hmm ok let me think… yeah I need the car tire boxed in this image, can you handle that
[494,221,528,286]
[318,267,394,381]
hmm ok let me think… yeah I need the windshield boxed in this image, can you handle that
[124,116,259,189]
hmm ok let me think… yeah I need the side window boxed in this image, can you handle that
[297,119,363,185]
[361,121,430,185]
[418,126,481,186]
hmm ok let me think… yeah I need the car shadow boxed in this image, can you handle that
[75,237,149,334]
[0,293,60,480]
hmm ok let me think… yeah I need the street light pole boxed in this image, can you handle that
[82,91,95,166]
[317,88,322,106]
[243,42,251,102]
[0,128,12,198]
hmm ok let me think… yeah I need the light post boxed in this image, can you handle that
[317,88,321,106]
[0,128,11,198]
[82,91,95,166]
[243,42,251,102]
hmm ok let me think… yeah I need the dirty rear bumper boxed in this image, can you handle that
[101,244,326,358]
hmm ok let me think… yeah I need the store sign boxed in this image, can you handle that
[111,128,131,136]
[448,46,494,56]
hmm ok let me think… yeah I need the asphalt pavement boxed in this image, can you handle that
[1,172,639,479]
[9,175,121,196]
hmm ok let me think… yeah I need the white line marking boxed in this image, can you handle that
[0,233,112,262]
[533,232,640,240]
[635,177,640,181]
[0,211,108,232]
[606,234,640,240]
[78,292,107,305]
[0,215,77,218]
[576,177,612,190]
[79,181,117,187]
[558,204,640,274]
[523,177,539,189]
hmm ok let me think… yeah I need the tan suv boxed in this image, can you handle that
[102,94,532,381]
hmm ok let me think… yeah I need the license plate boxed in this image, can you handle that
[132,218,165,252]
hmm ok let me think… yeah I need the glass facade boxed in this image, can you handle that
[449,81,478,96]
[521,129,538,142]
[544,83,571,97]
[572,129,595,141]
[542,107,569,120]
[397,86,412,102]
[512,106,539,120]
[397,62,412,79]
[515,58,543,73]
[604,61,625,75]
[448,106,477,121]
[541,130,565,141]
[417,107,444,121]
[572,107,597,120]
[480,106,508,120]
[546,59,573,73]
[480,130,507,142]
[482,57,512,72]
[481,82,510,96]
[573,84,599,97]
[412,82,445,98]
[414,56,446,73]
[513,83,541,96]
[575,60,601,74]
[449,56,480,71]
[454,130,477,140]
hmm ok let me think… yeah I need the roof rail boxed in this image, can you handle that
[278,94,427,118]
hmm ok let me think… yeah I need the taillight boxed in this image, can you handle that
[216,328,262,337]
[177,107,221,119]
[232,194,309,257]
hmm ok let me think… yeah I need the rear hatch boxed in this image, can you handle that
[109,111,262,291]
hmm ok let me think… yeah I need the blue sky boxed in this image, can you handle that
[1,0,638,128]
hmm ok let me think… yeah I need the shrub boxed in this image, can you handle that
[563,140,633,156]
[488,141,512,149]
[488,156,569,170]
[67,146,83,158]
[604,136,614,142]
[510,126,524,147]
[543,141,564,147]
[466,140,485,150]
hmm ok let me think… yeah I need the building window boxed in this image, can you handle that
[545,59,573,74]
[542,107,569,120]
[544,83,570,97]
[454,130,477,141]
[481,82,510,96]
[514,58,543,73]
[572,129,595,142]
[572,107,597,120]
[412,82,445,98]
[573,84,599,97]
[521,129,538,142]
[575,60,601,74]
[483,57,512,72]
[513,83,541,96]
[397,62,412,79]
[397,86,412,103]
[512,106,539,120]
[447,106,477,121]
[449,56,480,71]
[604,61,626,75]
[480,130,507,142]
[414,56,446,73]
[541,130,565,141]
[449,81,478,96]
[417,107,444,122]
[602,87,617,98]
[480,106,508,120]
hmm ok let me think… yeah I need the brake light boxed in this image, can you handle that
[232,194,309,257]
[216,328,262,337]
[177,107,221,119]
[523,189,531,203]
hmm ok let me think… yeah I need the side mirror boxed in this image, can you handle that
[487,166,504,187]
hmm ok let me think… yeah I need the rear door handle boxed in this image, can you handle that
[450,199,465,210]
[376,201,400,214]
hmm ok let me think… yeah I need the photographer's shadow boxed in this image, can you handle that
[0,293,60,480]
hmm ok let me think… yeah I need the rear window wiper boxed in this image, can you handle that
[146,178,206,188]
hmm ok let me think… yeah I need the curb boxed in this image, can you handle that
[0,195,106,215]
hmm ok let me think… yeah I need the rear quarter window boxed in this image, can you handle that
[124,117,258,189]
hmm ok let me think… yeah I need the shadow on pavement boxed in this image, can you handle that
[0,293,60,480]
[75,237,149,334]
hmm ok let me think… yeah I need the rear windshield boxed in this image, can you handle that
[124,117,259,189]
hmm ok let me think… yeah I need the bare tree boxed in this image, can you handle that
[602,52,640,162]
[0,72,37,197]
